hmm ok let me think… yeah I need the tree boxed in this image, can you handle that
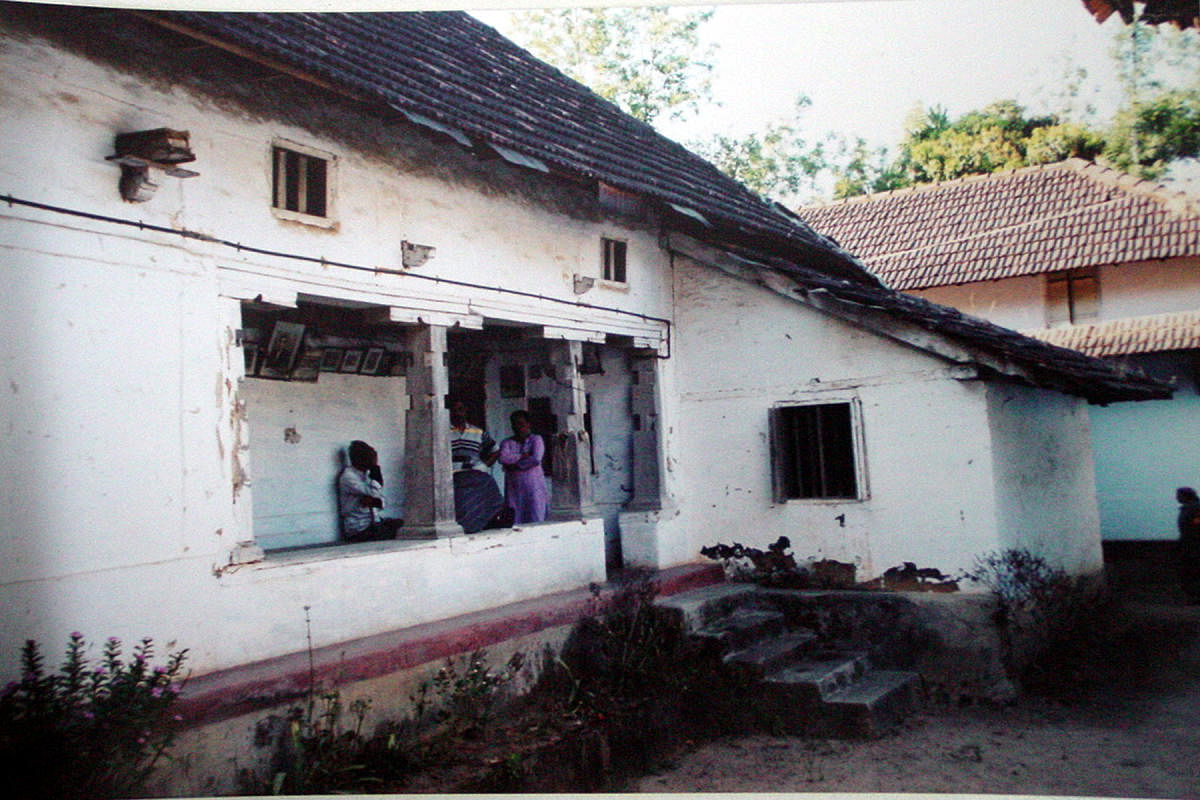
[1104,16,1200,177]
[829,138,908,199]
[891,100,1106,185]
[505,6,715,126]
[691,95,834,202]
[1103,89,1200,177]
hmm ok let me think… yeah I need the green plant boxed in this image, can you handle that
[264,606,417,794]
[271,689,377,794]
[426,649,522,738]
[0,633,188,799]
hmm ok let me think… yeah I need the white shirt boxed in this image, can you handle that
[338,466,384,534]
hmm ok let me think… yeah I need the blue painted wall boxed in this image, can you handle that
[1091,350,1200,541]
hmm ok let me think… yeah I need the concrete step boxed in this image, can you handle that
[724,630,819,679]
[695,608,786,651]
[763,650,871,703]
[653,582,760,632]
[820,669,922,738]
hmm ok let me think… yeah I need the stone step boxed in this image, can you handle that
[695,608,786,651]
[724,630,819,679]
[820,669,922,738]
[653,582,760,632]
[763,650,871,702]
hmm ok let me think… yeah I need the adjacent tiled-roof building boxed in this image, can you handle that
[1028,310,1200,358]
[802,158,1200,542]
[801,159,1200,292]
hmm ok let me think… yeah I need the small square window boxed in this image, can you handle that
[601,237,627,284]
[271,142,334,225]
[1046,267,1099,326]
[770,402,861,502]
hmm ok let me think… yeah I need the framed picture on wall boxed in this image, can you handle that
[292,348,322,382]
[361,347,385,375]
[243,343,260,376]
[259,321,306,379]
[340,348,364,373]
[320,347,343,372]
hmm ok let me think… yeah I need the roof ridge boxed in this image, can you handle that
[802,159,1091,211]
[1072,159,1200,217]
[803,158,1200,218]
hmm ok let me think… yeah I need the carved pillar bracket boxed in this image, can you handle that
[402,324,463,538]
[626,353,662,512]
[548,340,598,520]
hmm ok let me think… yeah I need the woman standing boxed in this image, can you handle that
[499,410,549,524]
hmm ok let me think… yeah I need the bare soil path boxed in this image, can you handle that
[635,583,1200,798]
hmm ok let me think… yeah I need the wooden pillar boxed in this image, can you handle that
[548,340,597,520]
[402,324,462,538]
[625,353,662,512]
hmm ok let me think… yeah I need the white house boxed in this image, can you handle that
[803,159,1199,543]
[0,6,1169,792]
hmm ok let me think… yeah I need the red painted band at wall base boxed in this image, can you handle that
[174,563,723,727]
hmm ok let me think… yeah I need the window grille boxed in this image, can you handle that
[769,402,860,502]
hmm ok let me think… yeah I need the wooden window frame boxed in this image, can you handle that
[1046,267,1099,326]
[600,237,628,286]
[271,139,337,229]
[769,399,865,503]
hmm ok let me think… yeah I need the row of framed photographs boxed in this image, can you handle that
[245,322,407,381]
[246,343,403,380]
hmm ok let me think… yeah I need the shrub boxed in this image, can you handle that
[0,633,188,799]
[424,649,522,738]
[963,549,1107,696]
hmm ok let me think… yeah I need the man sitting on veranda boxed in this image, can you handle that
[338,440,397,542]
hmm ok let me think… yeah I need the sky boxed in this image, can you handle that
[472,0,1129,155]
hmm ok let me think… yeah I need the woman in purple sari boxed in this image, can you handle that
[498,410,549,524]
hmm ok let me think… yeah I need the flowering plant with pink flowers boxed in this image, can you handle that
[0,633,188,799]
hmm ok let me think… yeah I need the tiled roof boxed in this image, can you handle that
[2,5,1172,405]
[683,237,1173,404]
[800,159,1200,291]
[1024,310,1200,358]
[145,8,873,284]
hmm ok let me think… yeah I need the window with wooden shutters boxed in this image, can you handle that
[769,401,862,502]
[1046,267,1099,326]
[271,140,336,227]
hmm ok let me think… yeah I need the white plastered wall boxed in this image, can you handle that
[661,256,1008,580]
[905,258,1199,545]
[0,31,675,678]
[912,256,1200,331]
[985,383,1103,575]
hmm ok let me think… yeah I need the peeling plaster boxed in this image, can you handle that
[230,396,249,500]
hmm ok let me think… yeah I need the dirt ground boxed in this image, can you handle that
[635,578,1200,798]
